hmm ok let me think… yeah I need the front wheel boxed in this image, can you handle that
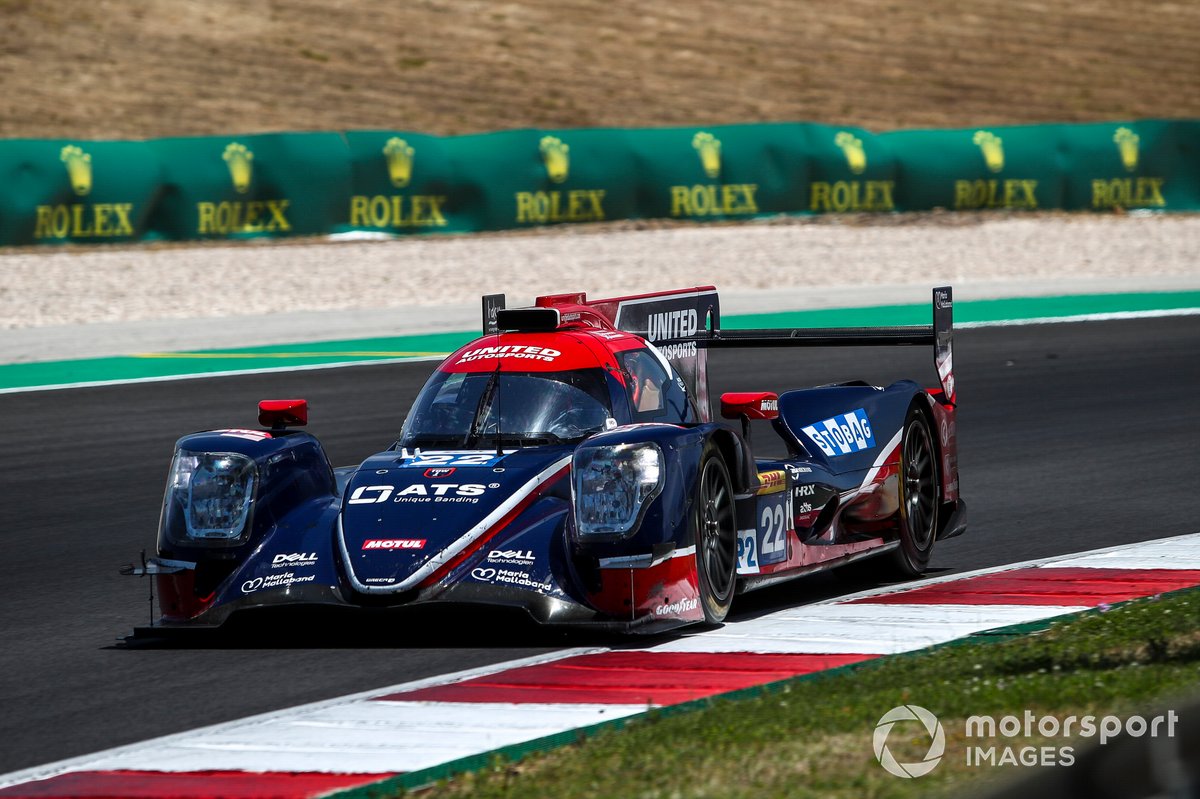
[890,406,940,576]
[694,450,737,623]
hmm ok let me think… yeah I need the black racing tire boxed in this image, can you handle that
[694,448,737,624]
[890,405,940,577]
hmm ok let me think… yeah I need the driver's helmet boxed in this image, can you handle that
[625,350,664,412]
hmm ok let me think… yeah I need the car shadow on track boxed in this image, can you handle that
[112,566,953,651]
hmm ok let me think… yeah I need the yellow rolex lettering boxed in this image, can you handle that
[422,195,448,226]
[350,196,370,227]
[1136,177,1166,207]
[584,190,606,221]
[241,201,263,233]
[567,190,587,220]
[738,184,759,214]
[71,204,94,236]
[365,196,388,227]
[515,191,542,223]
[953,181,975,210]
[391,196,409,226]
[112,204,133,235]
[197,202,217,234]
[1018,180,1038,209]
[810,182,832,212]
[265,200,290,231]
[93,204,113,236]
[34,206,56,239]
[670,186,692,216]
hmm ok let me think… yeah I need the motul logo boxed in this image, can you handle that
[362,538,426,550]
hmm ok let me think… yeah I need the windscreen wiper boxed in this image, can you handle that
[464,362,502,449]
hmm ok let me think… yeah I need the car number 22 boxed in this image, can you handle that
[757,492,789,565]
[399,451,503,468]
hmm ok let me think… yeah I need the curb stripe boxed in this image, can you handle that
[0,770,391,799]
[849,566,1200,606]
[378,652,877,705]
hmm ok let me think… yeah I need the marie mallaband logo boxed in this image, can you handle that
[197,142,291,235]
[810,131,895,212]
[350,137,448,229]
[34,145,136,240]
[954,130,1038,210]
[515,136,607,224]
[1091,127,1165,210]
[669,131,759,219]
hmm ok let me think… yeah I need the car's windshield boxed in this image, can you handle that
[399,368,614,448]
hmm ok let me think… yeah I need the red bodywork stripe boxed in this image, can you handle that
[374,651,876,705]
[417,464,570,588]
[0,770,394,799]
[849,567,1200,606]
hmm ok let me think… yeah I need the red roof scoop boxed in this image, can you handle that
[259,399,308,430]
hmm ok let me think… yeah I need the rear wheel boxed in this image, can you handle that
[891,406,940,576]
[695,451,737,623]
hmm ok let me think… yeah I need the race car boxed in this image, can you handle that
[125,286,965,633]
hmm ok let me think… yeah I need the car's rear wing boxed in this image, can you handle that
[658,286,956,404]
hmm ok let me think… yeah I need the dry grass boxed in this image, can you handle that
[1,0,1197,140]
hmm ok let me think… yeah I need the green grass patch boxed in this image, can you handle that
[390,588,1200,798]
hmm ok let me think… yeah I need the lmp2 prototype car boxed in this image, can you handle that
[127,286,965,633]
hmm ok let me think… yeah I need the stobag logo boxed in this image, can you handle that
[874,705,945,778]
[362,538,426,550]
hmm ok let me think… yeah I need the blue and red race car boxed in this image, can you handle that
[127,286,965,633]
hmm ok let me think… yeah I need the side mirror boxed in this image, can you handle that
[720,392,779,421]
[259,399,308,430]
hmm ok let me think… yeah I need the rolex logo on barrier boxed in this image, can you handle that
[972,130,1005,173]
[349,136,448,230]
[692,131,722,179]
[383,137,415,188]
[223,142,254,194]
[834,131,866,175]
[539,136,570,184]
[670,130,760,219]
[196,142,292,235]
[1113,127,1139,172]
[954,130,1040,211]
[515,135,606,225]
[809,131,894,213]
[34,145,136,240]
[60,145,93,196]
[1090,126,1165,210]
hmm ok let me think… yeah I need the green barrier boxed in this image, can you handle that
[1,119,1196,246]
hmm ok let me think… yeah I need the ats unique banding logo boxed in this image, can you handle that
[670,130,759,219]
[222,142,254,194]
[197,142,292,236]
[692,132,721,179]
[350,137,448,229]
[1091,127,1165,210]
[515,135,607,225]
[60,145,92,196]
[34,145,136,240]
[810,131,895,213]
[954,130,1039,211]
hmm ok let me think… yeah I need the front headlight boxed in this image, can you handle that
[572,442,664,536]
[160,449,257,547]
